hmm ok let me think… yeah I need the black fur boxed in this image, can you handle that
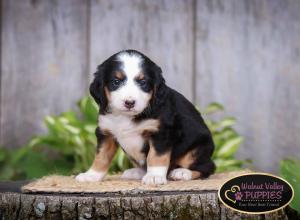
[90,49,215,178]
[90,65,108,114]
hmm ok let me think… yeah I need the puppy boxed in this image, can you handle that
[76,50,215,185]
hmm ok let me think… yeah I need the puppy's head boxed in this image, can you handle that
[90,50,166,115]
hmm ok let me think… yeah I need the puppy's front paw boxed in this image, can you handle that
[142,173,167,185]
[75,169,105,182]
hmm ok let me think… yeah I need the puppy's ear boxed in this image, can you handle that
[90,65,108,113]
[151,64,167,109]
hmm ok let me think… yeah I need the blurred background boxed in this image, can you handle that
[0,0,300,176]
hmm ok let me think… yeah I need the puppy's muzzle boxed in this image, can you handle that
[124,100,136,109]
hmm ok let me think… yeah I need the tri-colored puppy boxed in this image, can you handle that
[76,50,215,185]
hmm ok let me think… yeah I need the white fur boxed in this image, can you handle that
[75,169,105,182]
[109,53,151,116]
[169,168,192,181]
[99,114,159,164]
[142,166,168,185]
[121,167,146,180]
[118,53,142,77]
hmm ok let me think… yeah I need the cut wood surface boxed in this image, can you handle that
[0,171,294,219]
[22,171,249,194]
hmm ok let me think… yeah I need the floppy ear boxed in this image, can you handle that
[151,64,167,110]
[89,65,108,114]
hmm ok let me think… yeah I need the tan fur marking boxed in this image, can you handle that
[91,136,117,172]
[115,71,125,80]
[147,141,171,167]
[138,119,160,133]
[176,148,197,168]
[104,86,111,101]
[136,72,145,80]
[191,170,201,179]
[175,149,202,180]
[141,119,159,137]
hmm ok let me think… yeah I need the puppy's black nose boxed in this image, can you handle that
[124,100,135,109]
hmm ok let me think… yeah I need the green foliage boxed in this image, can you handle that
[201,102,248,172]
[0,147,16,180]
[279,158,300,213]
[0,97,247,180]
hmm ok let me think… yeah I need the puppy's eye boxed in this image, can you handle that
[138,79,146,86]
[112,78,121,87]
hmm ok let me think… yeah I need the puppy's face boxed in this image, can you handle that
[107,53,152,115]
[90,50,164,116]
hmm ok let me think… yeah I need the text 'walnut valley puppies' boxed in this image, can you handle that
[76,50,215,185]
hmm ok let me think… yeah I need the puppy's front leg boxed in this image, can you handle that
[76,132,116,182]
[142,140,171,185]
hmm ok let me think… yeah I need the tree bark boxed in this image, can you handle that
[0,191,292,220]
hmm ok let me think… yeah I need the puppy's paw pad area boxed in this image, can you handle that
[142,174,167,185]
[169,168,192,181]
[75,171,104,182]
[121,168,146,180]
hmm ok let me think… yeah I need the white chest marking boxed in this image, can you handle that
[98,114,159,165]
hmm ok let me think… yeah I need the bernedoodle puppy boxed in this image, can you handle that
[76,50,215,185]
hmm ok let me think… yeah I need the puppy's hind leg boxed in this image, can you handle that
[169,148,215,181]
[168,168,201,181]
[189,159,216,178]
[169,160,215,181]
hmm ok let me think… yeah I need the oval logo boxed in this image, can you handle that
[218,173,294,214]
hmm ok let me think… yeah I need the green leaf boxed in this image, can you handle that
[214,158,244,167]
[219,127,238,139]
[207,117,236,131]
[19,152,50,179]
[216,117,236,128]
[78,96,99,122]
[64,124,81,134]
[203,102,224,114]
[48,158,73,175]
[84,124,97,133]
[60,112,85,129]
[44,116,58,135]
[280,158,300,213]
[0,147,8,162]
[280,159,300,182]
[216,165,242,173]
[27,136,73,154]
[0,164,15,180]
[10,146,31,164]
[214,136,243,158]
[205,119,216,132]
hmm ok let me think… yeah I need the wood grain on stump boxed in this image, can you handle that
[0,171,292,219]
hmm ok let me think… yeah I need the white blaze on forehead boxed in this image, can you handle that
[109,52,150,115]
[117,53,142,78]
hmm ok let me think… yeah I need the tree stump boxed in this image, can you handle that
[0,172,294,220]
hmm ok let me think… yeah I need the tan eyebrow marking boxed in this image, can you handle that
[136,72,145,80]
[115,71,125,80]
